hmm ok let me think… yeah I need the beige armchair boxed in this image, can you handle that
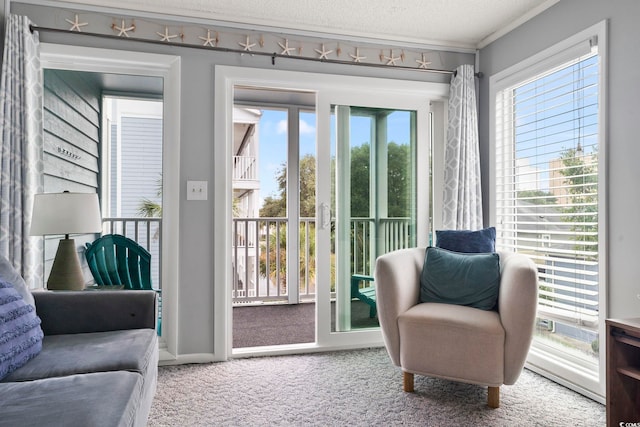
[374,248,538,408]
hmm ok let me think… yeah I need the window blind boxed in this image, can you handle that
[495,48,599,331]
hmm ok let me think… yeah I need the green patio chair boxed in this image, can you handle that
[351,274,376,318]
[85,234,161,334]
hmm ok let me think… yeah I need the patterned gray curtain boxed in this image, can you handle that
[442,64,482,230]
[0,15,43,287]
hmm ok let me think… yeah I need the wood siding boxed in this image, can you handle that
[42,69,102,282]
[43,69,100,192]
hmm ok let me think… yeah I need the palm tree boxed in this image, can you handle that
[258,221,318,295]
[138,174,163,218]
[137,174,162,241]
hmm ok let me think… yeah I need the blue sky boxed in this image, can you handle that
[258,109,316,199]
[258,108,412,205]
[513,54,598,192]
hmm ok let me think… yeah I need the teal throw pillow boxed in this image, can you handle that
[420,247,500,311]
[435,226,496,253]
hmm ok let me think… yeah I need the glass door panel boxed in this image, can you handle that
[231,97,319,349]
[331,105,417,332]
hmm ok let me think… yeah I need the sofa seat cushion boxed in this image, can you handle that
[0,371,142,427]
[2,329,157,382]
[398,302,505,386]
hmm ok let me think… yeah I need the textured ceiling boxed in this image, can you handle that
[58,0,558,49]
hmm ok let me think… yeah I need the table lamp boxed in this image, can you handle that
[30,191,102,290]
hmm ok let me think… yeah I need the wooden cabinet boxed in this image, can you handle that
[607,318,640,426]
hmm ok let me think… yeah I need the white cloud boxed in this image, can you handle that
[300,119,315,135]
[276,120,287,134]
[276,119,316,135]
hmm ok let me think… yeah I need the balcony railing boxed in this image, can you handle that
[101,217,162,290]
[99,216,412,306]
[232,217,298,303]
[233,156,257,181]
[231,216,412,305]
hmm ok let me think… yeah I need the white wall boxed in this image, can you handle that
[479,0,640,319]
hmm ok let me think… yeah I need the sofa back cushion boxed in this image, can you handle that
[0,255,34,307]
[0,280,44,380]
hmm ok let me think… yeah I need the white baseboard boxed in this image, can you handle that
[159,351,218,365]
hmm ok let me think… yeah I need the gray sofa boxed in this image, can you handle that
[0,290,158,427]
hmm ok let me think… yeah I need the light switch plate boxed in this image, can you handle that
[186,180,208,200]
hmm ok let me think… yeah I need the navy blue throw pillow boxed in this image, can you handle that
[0,280,44,380]
[420,247,500,311]
[435,226,496,253]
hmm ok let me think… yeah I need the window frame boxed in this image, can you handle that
[489,21,608,402]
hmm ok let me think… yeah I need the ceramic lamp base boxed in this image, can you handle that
[47,238,85,290]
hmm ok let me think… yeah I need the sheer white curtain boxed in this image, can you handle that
[442,64,482,230]
[0,15,43,286]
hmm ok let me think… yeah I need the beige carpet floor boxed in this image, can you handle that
[149,347,605,426]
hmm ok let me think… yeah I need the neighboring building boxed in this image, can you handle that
[104,97,163,288]
[513,152,599,350]
[232,108,261,218]
[232,108,262,299]
[105,97,163,220]
[548,151,596,205]
[515,158,540,192]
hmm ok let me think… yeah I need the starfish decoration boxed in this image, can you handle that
[383,50,401,66]
[416,53,432,69]
[65,14,88,32]
[199,29,218,47]
[157,26,179,42]
[315,44,333,60]
[350,48,366,63]
[112,19,135,37]
[278,39,295,56]
[239,36,256,52]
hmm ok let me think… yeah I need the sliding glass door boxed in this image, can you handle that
[332,106,417,331]
[315,87,436,348]
[215,66,447,357]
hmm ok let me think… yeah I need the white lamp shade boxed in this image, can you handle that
[30,192,102,236]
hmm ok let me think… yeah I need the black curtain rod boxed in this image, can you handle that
[31,25,484,77]
[30,24,469,76]
[453,69,483,78]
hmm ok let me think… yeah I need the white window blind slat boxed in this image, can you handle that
[537,306,598,330]
[495,48,600,334]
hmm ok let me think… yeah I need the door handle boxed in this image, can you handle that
[320,202,331,229]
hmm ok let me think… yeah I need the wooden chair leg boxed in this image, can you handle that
[487,386,500,408]
[403,371,414,392]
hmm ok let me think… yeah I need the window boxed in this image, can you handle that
[491,22,606,399]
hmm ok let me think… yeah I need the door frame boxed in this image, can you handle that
[214,65,448,360]
[40,44,181,362]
